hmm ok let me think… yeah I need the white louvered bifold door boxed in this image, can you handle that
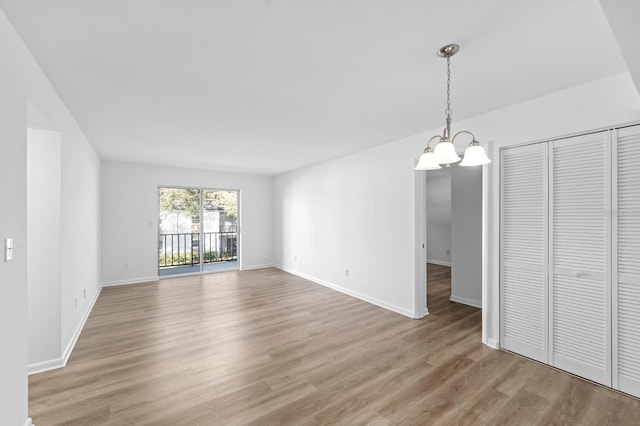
[550,132,611,386]
[501,143,548,362]
[614,125,640,397]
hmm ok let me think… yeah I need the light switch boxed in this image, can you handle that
[5,238,13,262]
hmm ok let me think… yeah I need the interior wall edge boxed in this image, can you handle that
[60,286,102,369]
[449,295,482,309]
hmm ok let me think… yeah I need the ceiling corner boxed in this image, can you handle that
[599,0,640,96]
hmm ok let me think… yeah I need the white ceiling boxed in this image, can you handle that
[0,0,630,175]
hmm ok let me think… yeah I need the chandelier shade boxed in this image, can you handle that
[415,147,442,170]
[461,143,492,166]
[433,140,461,164]
[415,44,490,170]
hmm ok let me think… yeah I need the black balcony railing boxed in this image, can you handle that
[158,231,238,268]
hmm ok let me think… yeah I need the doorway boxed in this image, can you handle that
[425,167,452,312]
[158,187,239,276]
[421,163,483,313]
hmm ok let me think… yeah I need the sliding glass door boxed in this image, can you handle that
[158,187,239,276]
[202,189,238,272]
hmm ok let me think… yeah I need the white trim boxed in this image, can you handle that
[101,276,159,287]
[495,119,640,151]
[24,418,33,426]
[450,295,482,309]
[426,259,451,267]
[240,263,275,271]
[62,285,102,366]
[544,142,551,366]
[611,128,620,390]
[605,130,613,387]
[414,160,428,319]
[29,286,102,375]
[28,357,64,375]
[275,265,416,319]
[481,142,491,349]
[485,338,499,349]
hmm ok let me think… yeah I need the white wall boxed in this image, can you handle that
[274,72,640,344]
[274,140,417,317]
[58,127,101,353]
[101,162,274,285]
[27,129,62,366]
[0,7,29,425]
[0,8,101,422]
[426,168,451,266]
[26,57,101,372]
[451,164,482,308]
[600,0,640,92]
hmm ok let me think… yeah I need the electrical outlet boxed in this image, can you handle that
[4,238,13,262]
[446,249,451,256]
[123,263,129,270]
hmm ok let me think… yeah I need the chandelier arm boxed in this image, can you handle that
[426,135,443,148]
[452,130,478,146]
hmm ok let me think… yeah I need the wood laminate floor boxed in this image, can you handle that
[29,265,640,425]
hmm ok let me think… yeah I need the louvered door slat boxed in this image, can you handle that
[615,125,640,397]
[551,132,611,386]
[501,143,547,362]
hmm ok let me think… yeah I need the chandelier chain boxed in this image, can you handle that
[445,56,452,117]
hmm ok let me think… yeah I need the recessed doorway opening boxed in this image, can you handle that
[415,159,485,324]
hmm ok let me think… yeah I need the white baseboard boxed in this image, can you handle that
[25,417,33,426]
[485,337,499,349]
[28,357,64,375]
[101,276,159,287]
[28,286,102,375]
[416,307,430,319]
[427,259,451,267]
[61,285,102,366]
[240,263,275,271]
[449,294,482,309]
[275,265,415,318]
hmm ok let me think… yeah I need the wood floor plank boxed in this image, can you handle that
[485,388,549,425]
[392,350,521,425]
[28,265,640,425]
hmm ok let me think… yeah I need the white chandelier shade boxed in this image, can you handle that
[460,143,492,166]
[415,147,442,170]
[433,140,460,164]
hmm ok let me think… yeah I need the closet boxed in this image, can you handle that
[500,124,640,398]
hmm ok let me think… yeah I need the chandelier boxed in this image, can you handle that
[415,44,491,170]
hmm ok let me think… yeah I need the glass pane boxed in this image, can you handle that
[202,189,238,272]
[158,187,201,276]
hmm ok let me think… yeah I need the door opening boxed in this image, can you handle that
[158,187,239,276]
[425,167,452,313]
[421,163,483,314]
